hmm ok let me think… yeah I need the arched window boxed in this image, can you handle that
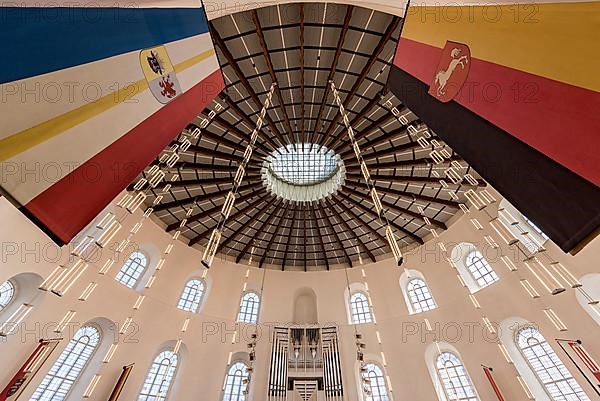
[177,279,205,313]
[465,250,498,289]
[116,251,148,288]
[222,362,249,401]
[407,278,436,313]
[238,292,260,324]
[350,292,372,324]
[0,280,15,310]
[363,363,389,401]
[30,326,100,401]
[516,327,590,401]
[436,352,479,401]
[138,350,178,401]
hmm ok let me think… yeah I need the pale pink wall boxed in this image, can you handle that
[0,191,598,401]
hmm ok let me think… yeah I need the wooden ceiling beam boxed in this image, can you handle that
[346,172,485,187]
[281,205,297,270]
[188,193,271,245]
[210,22,289,149]
[342,186,447,230]
[154,182,262,212]
[319,16,400,147]
[218,195,280,252]
[338,191,424,244]
[352,182,461,208]
[259,201,291,268]
[252,10,296,145]
[326,93,383,150]
[166,187,263,232]
[317,201,353,267]
[300,4,306,143]
[311,5,354,143]
[235,197,284,263]
[323,197,376,263]
[309,202,330,271]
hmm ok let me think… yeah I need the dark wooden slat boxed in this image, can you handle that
[319,16,400,146]
[188,193,271,246]
[211,22,289,149]
[317,201,353,267]
[338,191,424,244]
[154,182,262,212]
[259,201,291,268]
[309,202,330,271]
[323,197,376,263]
[342,186,447,230]
[311,5,354,143]
[235,197,284,263]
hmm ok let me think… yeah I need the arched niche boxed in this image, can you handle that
[293,287,318,324]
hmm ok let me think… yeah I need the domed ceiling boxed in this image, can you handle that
[136,3,483,271]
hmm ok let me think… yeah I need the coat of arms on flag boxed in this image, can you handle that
[140,45,182,104]
[428,41,471,102]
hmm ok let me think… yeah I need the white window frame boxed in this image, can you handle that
[237,292,260,324]
[30,325,101,401]
[516,326,590,401]
[115,251,149,289]
[0,279,16,311]
[137,349,179,401]
[435,351,480,401]
[222,361,250,401]
[407,278,437,314]
[363,362,390,401]
[465,250,498,289]
[350,292,372,324]
[177,279,206,313]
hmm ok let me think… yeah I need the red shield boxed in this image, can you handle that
[428,41,471,102]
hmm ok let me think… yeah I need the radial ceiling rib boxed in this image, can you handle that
[252,9,296,146]
[312,5,354,144]
[259,201,290,268]
[187,193,270,245]
[235,197,284,263]
[210,21,289,149]
[318,201,353,267]
[154,182,262,212]
[342,186,447,230]
[337,191,424,245]
[319,16,401,147]
[217,195,280,253]
[309,203,330,271]
[323,197,376,263]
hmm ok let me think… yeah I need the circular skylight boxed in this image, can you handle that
[268,143,339,186]
[262,143,345,202]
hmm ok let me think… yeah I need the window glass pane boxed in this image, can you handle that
[436,352,479,401]
[30,326,100,401]
[177,279,205,313]
[465,251,498,288]
[223,362,249,401]
[517,327,590,401]
[268,143,338,185]
[364,363,389,401]
[350,292,372,324]
[407,278,436,313]
[0,280,15,310]
[238,293,260,324]
[137,350,178,401]
[115,251,148,288]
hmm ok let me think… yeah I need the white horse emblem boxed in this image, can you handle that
[433,48,469,97]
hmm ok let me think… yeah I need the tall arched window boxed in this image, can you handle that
[138,350,178,401]
[407,278,436,313]
[177,279,205,313]
[222,362,249,401]
[30,326,100,401]
[238,292,260,324]
[516,327,590,401]
[436,352,479,401]
[465,250,498,289]
[0,280,15,310]
[116,251,148,288]
[363,363,389,401]
[350,292,372,324]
